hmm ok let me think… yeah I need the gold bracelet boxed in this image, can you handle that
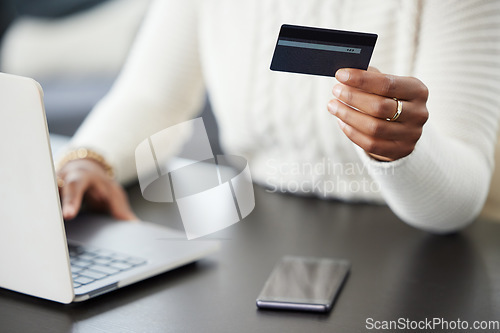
[56,147,114,178]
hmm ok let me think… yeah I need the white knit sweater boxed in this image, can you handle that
[69,0,500,232]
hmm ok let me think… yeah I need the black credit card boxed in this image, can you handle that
[270,24,378,77]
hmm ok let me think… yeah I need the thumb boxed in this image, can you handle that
[367,66,381,73]
[108,186,139,221]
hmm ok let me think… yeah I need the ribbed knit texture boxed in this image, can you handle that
[68,0,500,232]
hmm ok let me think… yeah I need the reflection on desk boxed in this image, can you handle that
[1,185,499,332]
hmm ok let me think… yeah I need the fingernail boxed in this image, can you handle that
[328,101,338,115]
[333,85,342,97]
[337,118,346,129]
[336,69,350,82]
[63,205,74,217]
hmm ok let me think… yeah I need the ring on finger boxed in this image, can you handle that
[387,98,403,122]
[57,177,65,188]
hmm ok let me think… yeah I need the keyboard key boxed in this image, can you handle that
[94,257,113,265]
[74,276,94,285]
[72,259,93,268]
[109,261,133,271]
[71,266,83,274]
[80,269,107,280]
[73,282,82,289]
[89,264,120,276]
[78,253,96,261]
[128,257,147,266]
[110,253,131,261]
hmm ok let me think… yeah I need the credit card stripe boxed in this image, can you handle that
[279,24,377,47]
[277,40,361,54]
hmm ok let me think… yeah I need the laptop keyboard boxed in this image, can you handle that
[68,244,147,290]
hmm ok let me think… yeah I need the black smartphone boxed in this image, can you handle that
[256,256,350,312]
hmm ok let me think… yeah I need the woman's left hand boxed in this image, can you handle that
[327,67,429,161]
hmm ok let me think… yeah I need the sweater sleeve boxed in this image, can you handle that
[357,0,500,233]
[65,0,205,184]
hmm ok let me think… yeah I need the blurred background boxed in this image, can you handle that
[0,0,220,152]
[0,0,151,136]
[0,0,498,221]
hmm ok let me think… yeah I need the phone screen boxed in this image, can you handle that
[256,256,350,312]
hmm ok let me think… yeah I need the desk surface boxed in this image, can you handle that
[1,185,499,332]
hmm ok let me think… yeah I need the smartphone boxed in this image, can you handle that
[256,256,350,312]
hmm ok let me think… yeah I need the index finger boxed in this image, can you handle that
[335,68,428,101]
[60,176,88,220]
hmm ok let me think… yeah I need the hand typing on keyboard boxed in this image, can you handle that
[57,159,137,221]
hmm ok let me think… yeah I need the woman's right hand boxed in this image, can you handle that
[57,159,137,221]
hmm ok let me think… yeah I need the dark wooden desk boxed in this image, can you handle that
[1,185,499,332]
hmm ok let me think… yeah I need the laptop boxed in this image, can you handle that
[0,72,220,303]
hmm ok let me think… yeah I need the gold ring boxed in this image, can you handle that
[387,98,403,122]
[57,177,65,188]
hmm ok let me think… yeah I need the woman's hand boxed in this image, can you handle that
[327,68,429,161]
[57,159,137,221]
